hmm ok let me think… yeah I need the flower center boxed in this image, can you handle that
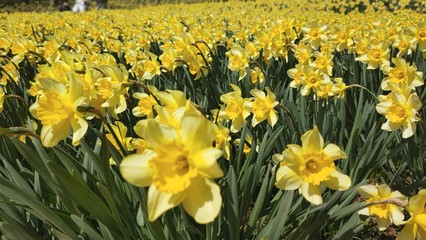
[36,91,73,126]
[366,197,390,219]
[151,141,197,194]
[252,98,270,118]
[387,104,408,124]
[137,96,156,116]
[300,152,335,185]
[225,99,242,119]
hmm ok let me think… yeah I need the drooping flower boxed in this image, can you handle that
[120,113,223,224]
[29,75,88,147]
[245,88,279,127]
[357,184,407,230]
[397,190,426,240]
[274,126,350,205]
[376,88,421,138]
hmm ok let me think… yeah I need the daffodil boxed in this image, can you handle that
[376,88,421,138]
[120,113,223,224]
[213,123,231,160]
[249,67,265,84]
[226,47,249,81]
[301,23,328,50]
[105,121,133,165]
[332,78,349,99]
[397,189,426,240]
[132,92,158,118]
[381,57,423,91]
[29,75,88,147]
[246,88,279,127]
[355,42,390,70]
[357,184,407,230]
[0,87,4,113]
[219,84,252,133]
[274,126,350,205]
[300,66,331,96]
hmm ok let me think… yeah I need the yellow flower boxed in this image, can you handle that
[312,51,333,76]
[287,63,306,89]
[120,113,223,224]
[356,42,390,70]
[105,121,133,165]
[0,87,4,113]
[376,89,421,138]
[249,67,265,84]
[381,57,423,91]
[409,21,426,52]
[213,123,231,160]
[300,66,331,96]
[332,78,349,99]
[29,76,88,147]
[293,42,312,65]
[274,126,350,205]
[246,88,279,127]
[397,189,426,240]
[357,184,407,230]
[301,23,328,50]
[226,47,249,81]
[132,92,158,118]
[219,84,252,133]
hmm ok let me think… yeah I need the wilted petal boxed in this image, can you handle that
[182,177,222,224]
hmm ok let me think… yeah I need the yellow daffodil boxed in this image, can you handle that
[397,190,426,240]
[376,88,421,138]
[409,21,426,52]
[288,63,306,89]
[0,87,4,113]
[274,126,350,205]
[300,66,331,96]
[226,47,249,81]
[219,84,252,133]
[301,23,328,50]
[105,121,133,165]
[246,88,279,127]
[249,67,265,84]
[332,78,349,99]
[356,42,390,70]
[357,184,407,230]
[120,113,223,224]
[29,75,88,147]
[132,92,158,118]
[381,57,423,91]
[213,123,231,160]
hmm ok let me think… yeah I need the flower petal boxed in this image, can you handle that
[357,184,378,198]
[147,185,184,222]
[396,223,415,240]
[300,182,323,205]
[41,121,70,147]
[323,143,347,161]
[181,114,215,152]
[120,152,156,187]
[275,165,302,190]
[324,168,351,191]
[70,116,88,146]
[301,126,324,152]
[192,148,223,178]
[182,177,222,224]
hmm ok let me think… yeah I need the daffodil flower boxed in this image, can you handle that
[274,126,350,205]
[376,88,421,138]
[246,88,279,127]
[0,87,4,113]
[120,113,223,224]
[226,47,249,81]
[219,84,252,133]
[357,184,407,230]
[397,189,426,240]
[29,75,88,147]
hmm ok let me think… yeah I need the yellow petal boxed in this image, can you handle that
[323,143,347,160]
[390,206,405,225]
[181,114,215,152]
[192,148,223,178]
[416,214,426,230]
[283,144,303,164]
[300,181,323,205]
[275,165,302,190]
[120,152,156,187]
[70,116,88,146]
[301,126,324,152]
[396,223,416,240]
[182,177,222,224]
[41,121,70,147]
[147,185,184,222]
[144,119,176,147]
[357,184,378,198]
[377,217,391,231]
[68,73,83,102]
[324,169,351,191]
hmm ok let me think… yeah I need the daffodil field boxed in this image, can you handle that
[0,0,426,239]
